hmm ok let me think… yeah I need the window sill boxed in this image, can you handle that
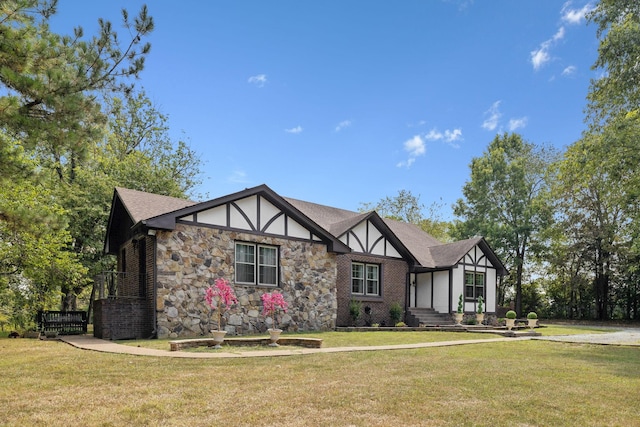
[351,295,384,302]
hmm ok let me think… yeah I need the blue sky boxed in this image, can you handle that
[51,1,599,219]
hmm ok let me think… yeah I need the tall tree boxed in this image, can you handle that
[453,133,555,315]
[0,0,154,313]
[360,190,452,241]
[587,0,640,128]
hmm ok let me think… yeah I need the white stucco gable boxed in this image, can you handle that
[339,218,403,258]
[178,194,324,242]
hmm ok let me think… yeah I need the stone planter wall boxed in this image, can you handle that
[155,224,338,339]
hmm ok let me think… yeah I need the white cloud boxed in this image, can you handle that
[562,65,577,76]
[425,128,463,148]
[531,40,552,70]
[335,120,352,132]
[482,101,502,131]
[508,117,528,131]
[248,74,267,87]
[397,135,426,168]
[531,3,594,71]
[404,135,426,157]
[444,129,463,143]
[285,126,303,134]
[425,129,444,141]
[561,2,594,25]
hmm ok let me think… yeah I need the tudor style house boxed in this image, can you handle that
[96,185,507,339]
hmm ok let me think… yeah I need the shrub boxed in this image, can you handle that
[527,312,538,319]
[477,296,483,313]
[457,294,464,313]
[506,310,517,319]
[371,323,380,328]
[389,302,403,324]
[349,299,362,325]
[395,322,407,327]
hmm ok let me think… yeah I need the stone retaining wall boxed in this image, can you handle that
[155,224,338,339]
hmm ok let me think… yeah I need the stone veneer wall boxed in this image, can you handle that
[155,224,338,339]
[336,254,408,327]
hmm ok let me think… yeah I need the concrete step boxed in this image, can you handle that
[407,308,453,326]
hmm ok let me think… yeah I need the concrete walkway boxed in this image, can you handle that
[534,328,640,346]
[59,328,640,359]
[60,334,535,359]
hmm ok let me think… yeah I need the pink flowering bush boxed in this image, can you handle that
[204,278,238,331]
[261,291,289,330]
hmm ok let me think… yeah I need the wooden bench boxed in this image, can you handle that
[37,311,88,335]
[169,336,323,351]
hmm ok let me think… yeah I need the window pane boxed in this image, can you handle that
[476,286,484,299]
[465,285,475,299]
[475,273,485,286]
[352,264,364,294]
[366,265,379,295]
[235,243,255,283]
[465,272,474,285]
[236,244,255,263]
[259,265,277,285]
[236,263,254,283]
[259,246,276,266]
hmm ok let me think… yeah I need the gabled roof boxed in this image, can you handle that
[104,188,197,254]
[115,187,196,223]
[106,184,350,254]
[425,236,508,275]
[105,184,507,275]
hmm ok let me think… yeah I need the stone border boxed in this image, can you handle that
[169,336,323,351]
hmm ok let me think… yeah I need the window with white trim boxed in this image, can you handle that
[352,262,380,296]
[235,242,278,286]
[464,271,484,300]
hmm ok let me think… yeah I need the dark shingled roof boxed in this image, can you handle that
[110,185,506,274]
[115,187,196,224]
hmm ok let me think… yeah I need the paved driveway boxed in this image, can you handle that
[534,327,640,346]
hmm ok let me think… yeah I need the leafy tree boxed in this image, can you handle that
[360,190,452,241]
[453,133,555,315]
[0,0,154,178]
[550,129,636,320]
[0,0,154,312]
[587,0,640,128]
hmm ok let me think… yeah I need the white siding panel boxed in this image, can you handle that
[351,222,367,252]
[369,237,386,256]
[259,198,281,229]
[196,206,226,226]
[234,196,257,227]
[486,268,497,312]
[263,214,285,235]
[179,214,195,222]
[433,271,450,313]
[230,204,252,230]
[287,218,309,239]
[386,241,401,258]
[367,221,382,249]
[416,273,432,308]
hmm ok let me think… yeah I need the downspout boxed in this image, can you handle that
[149,229,158,339]
[448,268,453,314]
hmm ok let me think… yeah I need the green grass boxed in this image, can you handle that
[2,326,638,426]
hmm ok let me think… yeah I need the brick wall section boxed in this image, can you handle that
[93,299,148,340]
[336,253,408,327]
[95,236,156,339]
[118,239,141,298]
